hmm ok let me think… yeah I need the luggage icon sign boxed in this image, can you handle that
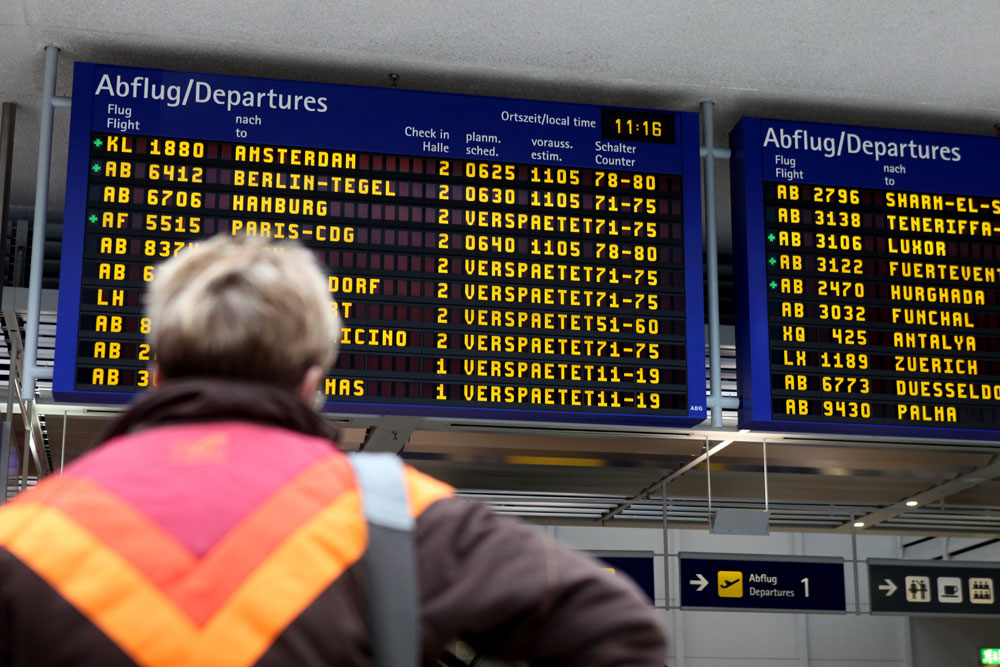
[970,578,995,604]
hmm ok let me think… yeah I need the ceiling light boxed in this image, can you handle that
[905,500,919,507]
[853,521,865,528]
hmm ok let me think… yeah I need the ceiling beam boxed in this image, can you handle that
[837,455,1000,531]
[597,439,734,524]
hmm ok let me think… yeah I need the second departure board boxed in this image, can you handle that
[55,62,705,426]
[732,117,1000,439]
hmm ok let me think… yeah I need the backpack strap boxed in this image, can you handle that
[348,452,420,667]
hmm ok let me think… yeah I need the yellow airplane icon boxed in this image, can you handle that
[718,571,743,597]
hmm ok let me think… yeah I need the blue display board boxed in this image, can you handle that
[55,62,705,426]
[596,554,656,603]
[680,552,846,613]
[732,117,1000,439]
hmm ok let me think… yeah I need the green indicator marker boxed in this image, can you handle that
[88,214,98,224]
[768,257,776,266]
[767,233,776,242]
[769,281,777,289]
[93,138,103,148]
[91,163,101,173]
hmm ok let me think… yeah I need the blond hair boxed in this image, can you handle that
[146,235,341,389]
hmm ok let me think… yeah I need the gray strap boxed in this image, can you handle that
[350,452,415,531]
[349,453,420,667]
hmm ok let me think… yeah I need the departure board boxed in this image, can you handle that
[732,117,1000,439]
[55,62,705,426]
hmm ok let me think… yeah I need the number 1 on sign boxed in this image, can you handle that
[801,578,810,597]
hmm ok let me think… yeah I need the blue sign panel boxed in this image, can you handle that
[680,553,846,612]
[732,117,1000,439]
[596,553,656,604]
[869,559,1000,617]
[56,62,705,426]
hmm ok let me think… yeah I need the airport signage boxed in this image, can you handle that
[869,558,1000,616]
[982,648,1000,665]
[58,62,706,427]
[679,552,846,612]
[595,552,655,604]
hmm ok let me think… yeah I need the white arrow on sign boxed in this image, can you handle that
[878,579,898,597]
[689,573,709,591]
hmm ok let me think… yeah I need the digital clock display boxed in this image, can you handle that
[56,63,706,427]
[731,117,1000,439]
[601,109,677,145]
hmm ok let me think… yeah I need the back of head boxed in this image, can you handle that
[147,235,341,390]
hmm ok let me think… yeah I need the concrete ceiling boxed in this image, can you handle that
[4,0,1000,253]
[4,1,1000,536]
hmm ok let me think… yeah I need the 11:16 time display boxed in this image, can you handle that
[600,109,677,145]
[614,119,663,138]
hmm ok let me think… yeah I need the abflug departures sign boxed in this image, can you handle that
[55,63,705,426]
[731,117,1000,439]
[679,553,846,613]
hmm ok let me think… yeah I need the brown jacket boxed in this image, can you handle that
[0,380,667,666]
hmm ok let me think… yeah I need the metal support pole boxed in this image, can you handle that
[1,307,21,502]
[851,516,861,615]
[762,437,769,511]
[18,403,30,492]
[23,45,61,400]
[705,437,713,524]
[672,528,684,667]
[1,370,14,501]
[700,101,739,426]
[18,389,43,477]
[0,421,10,502]
[60,412,67,473]
[661,481,670,610]
[0,102,16,500]
[0,102,16,291]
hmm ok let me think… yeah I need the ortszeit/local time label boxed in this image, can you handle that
[680,553,846,612]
